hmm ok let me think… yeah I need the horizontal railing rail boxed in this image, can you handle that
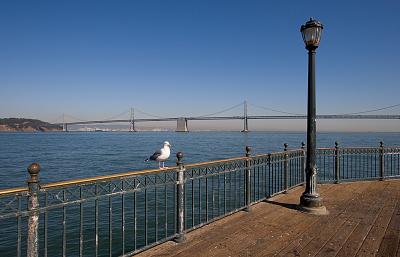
[0,142,399,256]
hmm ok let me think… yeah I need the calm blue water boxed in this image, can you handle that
[1,131,399,189]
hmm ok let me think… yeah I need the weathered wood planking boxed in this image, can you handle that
[136,180,400,257]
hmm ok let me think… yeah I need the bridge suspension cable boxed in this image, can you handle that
[339,103,400,115]
[135,108,166,119]
[63,114,88,123]
[193,102,244,118]
[48,114,65,124]
[248,102,304,116]
[103,109,131,121]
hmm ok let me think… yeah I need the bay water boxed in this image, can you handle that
[1,131,399,189]
[0,131,399,256]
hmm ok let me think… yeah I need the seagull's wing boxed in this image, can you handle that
[149,149,163,161]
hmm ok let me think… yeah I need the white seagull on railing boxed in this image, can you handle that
[145,141,171,169]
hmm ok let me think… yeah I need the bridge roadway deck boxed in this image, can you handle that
[137,180,400,257]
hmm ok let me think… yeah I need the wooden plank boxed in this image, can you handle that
[337,182,392,257]
[276,181,379,257]
[136,180,400,257]
[314,218,359,257]
[335,200,387,257]
[376,201,400,257]
[137,186,309,257]
[174,192,308,257]
[355,198,397,256]
[238,184,349,257]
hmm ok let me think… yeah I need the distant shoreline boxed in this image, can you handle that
[0,118,62,132]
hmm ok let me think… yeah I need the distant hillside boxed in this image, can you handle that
[0,118,62,132]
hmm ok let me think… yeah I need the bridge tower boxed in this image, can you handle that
[241,101,249,132]
[176,118,189,132]
[129,108,137,132]
[62,123,68,132]
[62,114,68,132]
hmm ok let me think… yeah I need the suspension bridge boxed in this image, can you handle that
[54,101,400,132]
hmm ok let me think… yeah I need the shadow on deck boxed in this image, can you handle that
[137,180,400,257]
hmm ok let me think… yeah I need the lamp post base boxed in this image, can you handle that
[174,234,186,243]
[299,193,328,215]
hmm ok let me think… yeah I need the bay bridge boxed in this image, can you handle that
[55,101,400,132]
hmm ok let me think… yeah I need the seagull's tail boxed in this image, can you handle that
[144,158,149,162]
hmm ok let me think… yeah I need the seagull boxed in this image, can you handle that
[145,141,171,169]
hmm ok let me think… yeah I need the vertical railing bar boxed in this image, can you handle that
[231,168,235,210]
[279,158,282,191]
[164,172,168,239]
[359,150,362,179]
[79,187,83,257]
[44,191,48,257]
[396,148,400,175]
[236,167,239,208]
[391,149,394,176]
[350,149,352,179]
[323,149,326,181]
[214,170,217,216]
[198,175,201,225]
[133,178,137,251]
[283,144,288,193]
[95,184,99,257]
[269,155,272,196]
[191,169,194,228]
[217,171,220,216]
[380,142,385,180]
[210,170,215,219]
[270,157,273,195]
[121,180,125,255]
[335,142,340,184]
[370,149,373,178]
[257,158,260,200]
[173,173,176,235]
[223,169,226,214]
[346,150,349,179]
[344,150,347,179]
[17,195,21,257]
[245,147,251,211]
[301,143,305,184]
[155,175,158,242]
[108,183,112,257]
[265,158,268,197]
[145,177,148,246]
[233,166,236,209]
[227,167,230,211]
[252,160,255,202]
[62,189,66,257]
[205,172,208,221]
[363,150,366,178]
[261,159,265,197]
[183,175,187,230]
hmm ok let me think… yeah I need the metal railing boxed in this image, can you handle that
[0,142,399,256]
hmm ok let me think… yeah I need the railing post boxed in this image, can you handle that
[334,141,340,184]
[379,141,385,181]
[301,142,306,184]
[283,143,289,193]
[27,163,40,257]
[244,146,251,212]
[174,152,186,243]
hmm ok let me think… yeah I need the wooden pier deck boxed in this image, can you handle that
[137,180,400,257]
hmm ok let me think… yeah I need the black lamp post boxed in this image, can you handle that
[299,18,327,214]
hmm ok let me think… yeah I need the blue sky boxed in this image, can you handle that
[1,1,399,129]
